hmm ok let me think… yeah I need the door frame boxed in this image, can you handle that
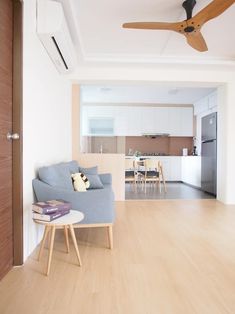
[12,0,23,265]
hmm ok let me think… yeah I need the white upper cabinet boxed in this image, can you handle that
[126,107,142,136]
[208,92,217,110]
[168,108,181,136]
[140,107,156,134]
[82,105,193,137]
[114,107,128,136]
[194,91,217,115]
[153,107,170,134]
[168,107,193,136]
[180,107,193,136]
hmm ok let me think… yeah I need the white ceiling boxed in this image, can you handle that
[81,85,215,105]
[62,0,235,65]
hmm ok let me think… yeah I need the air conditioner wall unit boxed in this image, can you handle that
[37,0,77,74]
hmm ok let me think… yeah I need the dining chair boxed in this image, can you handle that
[125,159,137,189]
[143,159,167,193]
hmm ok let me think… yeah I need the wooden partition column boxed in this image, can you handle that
[72,84,81,159]
[71,84,125,201]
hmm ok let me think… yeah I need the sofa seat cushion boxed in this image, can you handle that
[38,162,76,191]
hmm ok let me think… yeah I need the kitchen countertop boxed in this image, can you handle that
[125,155,200,158]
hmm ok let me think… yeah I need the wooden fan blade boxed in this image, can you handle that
[185,31,208,52]
[122,22,182,32]
[193,0,235,26]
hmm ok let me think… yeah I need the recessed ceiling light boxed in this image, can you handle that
[168,88,179,95]
[100,87,112,92]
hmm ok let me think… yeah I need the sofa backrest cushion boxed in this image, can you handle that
[66,160,79,174]
[79,166,98,175]
[38,161,79,191]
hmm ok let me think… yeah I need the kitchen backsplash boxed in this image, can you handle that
[126,136,194,156]
[81,136,194,156]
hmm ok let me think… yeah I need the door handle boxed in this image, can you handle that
[6,132,20,141]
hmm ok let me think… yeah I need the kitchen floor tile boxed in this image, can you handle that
[125,182,215,200]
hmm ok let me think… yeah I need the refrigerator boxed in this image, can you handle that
[201,112,217,195]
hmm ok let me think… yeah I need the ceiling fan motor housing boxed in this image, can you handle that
[184,26,195,33]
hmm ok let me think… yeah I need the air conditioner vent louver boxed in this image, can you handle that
[51,36,68,70]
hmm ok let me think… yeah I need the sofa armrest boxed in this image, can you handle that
[99,173,112,185]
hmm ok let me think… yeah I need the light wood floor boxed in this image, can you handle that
[1,200,235,314]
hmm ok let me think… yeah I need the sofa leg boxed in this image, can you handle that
[107,225,113,250]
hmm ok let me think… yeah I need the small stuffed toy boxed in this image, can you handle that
[71,173,90,192]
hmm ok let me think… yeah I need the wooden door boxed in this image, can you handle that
[0,0,13,280]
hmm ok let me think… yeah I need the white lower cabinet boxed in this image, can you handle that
[169,157,182,181]
[143,157,182,181]
[181,156,201,187]
[130,156,201,183]
[157,157,171,181]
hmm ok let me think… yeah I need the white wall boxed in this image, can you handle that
[23,0,72,261]
[217,83,235,204]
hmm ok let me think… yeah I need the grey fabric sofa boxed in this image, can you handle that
[32,161,115,248]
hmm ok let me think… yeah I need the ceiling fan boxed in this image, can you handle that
[122,0,235,52]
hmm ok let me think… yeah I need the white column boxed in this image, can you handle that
[217,82,235,204]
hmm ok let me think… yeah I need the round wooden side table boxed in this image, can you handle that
[34,210,84,276]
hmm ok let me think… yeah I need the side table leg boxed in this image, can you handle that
[38,225,50,261]
[107,225,113,250]
[68,224,82,266]
[46,228,51,249]
[64,226,70,253]
[46,225,56,276]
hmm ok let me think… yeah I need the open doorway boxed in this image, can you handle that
[77,83,218,201]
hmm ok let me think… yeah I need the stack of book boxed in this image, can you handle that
[32,199,72,222]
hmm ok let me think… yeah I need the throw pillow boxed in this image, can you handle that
[79,166,98,175]
[86,174,104,189]
[38,163,74,191]
[71,173,90,192]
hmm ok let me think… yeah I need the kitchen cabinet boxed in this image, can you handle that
[82,105,193,137]
[125,156,201,184]
[181,156,201,187]
[115,107,129,136]
[169,157,182,181]
[169,107,193,136]
[194,91,217,115]
[135,156,182,181]
[168,108,181,136]
[126,107,142,136]
[140,107,156,134]
[154,107,170,134]
[208,93,217,110]
[157,157,171,181]
[180,108,194,136]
